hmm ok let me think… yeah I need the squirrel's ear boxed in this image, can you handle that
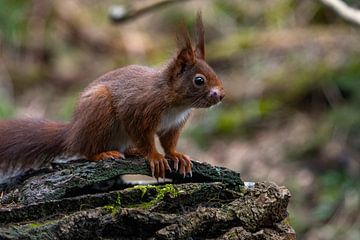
[195,11,205,59]
[176,26,195,65]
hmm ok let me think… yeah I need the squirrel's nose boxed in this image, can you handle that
[209,88,225,102]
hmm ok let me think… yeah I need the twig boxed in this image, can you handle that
[109,0,189,24]
[319,0,360,26]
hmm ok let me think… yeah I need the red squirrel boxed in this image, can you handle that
[0,13,224,182]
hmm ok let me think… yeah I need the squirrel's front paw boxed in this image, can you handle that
[90,151,125,161]
[146,152,171,179]
[165,151,192,177]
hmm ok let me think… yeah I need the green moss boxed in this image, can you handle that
[128,184,181,209]
[26,220,56,229]
[103,192,122,215]
[103,205,116,215]
[132,185,151,198]
[27,223,42,228]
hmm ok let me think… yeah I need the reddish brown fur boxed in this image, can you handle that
[0,12,224,181]
[65,85,119,159]
[0,119,67,181]
[91,151,124,161]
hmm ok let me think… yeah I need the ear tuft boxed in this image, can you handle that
[195,11,205,59]
[175,24,195,66]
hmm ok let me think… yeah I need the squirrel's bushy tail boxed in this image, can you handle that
[0,119,68,184]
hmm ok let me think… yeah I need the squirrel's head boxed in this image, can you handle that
[167,12,225,108]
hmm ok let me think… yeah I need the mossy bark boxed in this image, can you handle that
[0,157,295,239]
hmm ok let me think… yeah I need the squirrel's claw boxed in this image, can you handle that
[147,153,170,179]
[165,152,192,177]
[172,157,179,172]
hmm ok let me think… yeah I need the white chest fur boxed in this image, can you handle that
[158,107,192,132]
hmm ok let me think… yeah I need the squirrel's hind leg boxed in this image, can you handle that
[90,151,125,161]
[66,85,121,160]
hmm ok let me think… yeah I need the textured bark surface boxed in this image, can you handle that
[0,157,295,239]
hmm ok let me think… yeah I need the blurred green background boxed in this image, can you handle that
[1,0,360,239]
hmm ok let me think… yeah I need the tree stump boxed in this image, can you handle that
[0,157,295,239]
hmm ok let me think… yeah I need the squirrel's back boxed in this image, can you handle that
[89,65,164,103]
[0,119,67,183]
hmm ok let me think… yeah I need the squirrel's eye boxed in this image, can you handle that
[194,76,205,86]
